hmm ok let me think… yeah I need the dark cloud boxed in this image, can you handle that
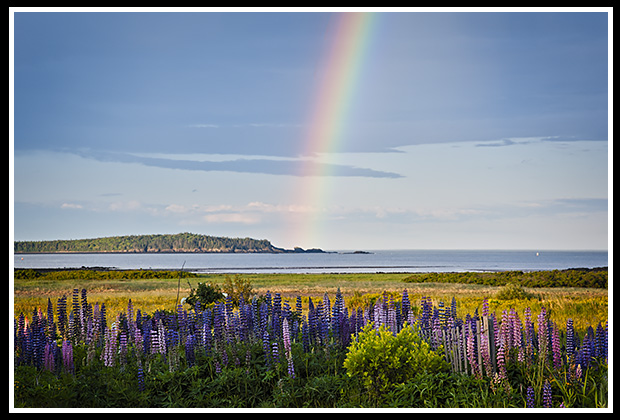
[74,149,404,179]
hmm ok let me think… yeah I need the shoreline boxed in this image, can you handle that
[14,266,608,275]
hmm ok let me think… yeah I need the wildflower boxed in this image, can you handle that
[185,334,196,367]
[537,307,549,359]
[565,319,575,358]
[61,339,74,374]
[401,289,410,322]
[137,363,145,392]
[542,380,553,408]
[552,325,562,370]
[526,386,535,408]
[283,318,295,378]
[466,330,479,376]
[43,340,55,372]
[101,326,116,367]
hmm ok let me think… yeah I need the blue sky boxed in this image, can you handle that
[10,8,610,250]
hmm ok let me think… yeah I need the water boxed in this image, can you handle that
[13,250,608,274]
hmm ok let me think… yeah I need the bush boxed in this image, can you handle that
[222,274,255,306]
[343,323,449,399]
[184,281,224,309]
[495,282,532,300]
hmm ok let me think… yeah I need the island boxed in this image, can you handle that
[13,233,328,254]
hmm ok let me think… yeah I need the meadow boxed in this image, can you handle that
[13,270,608,409]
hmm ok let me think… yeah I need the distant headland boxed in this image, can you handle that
[13,233,329,254]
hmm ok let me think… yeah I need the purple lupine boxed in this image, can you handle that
[537,307,549,359]
[43,339,56,372]
[499,310,511,352]
[202,308,213,356]
[551,324,562,370]
[578,328,593,369]
[510,309,524,363]
[101,325,116,367]
[524,307,535,365]
[62,339,74,374]
[137,360,145,392]
[272,293,282,338]
[283,318,295,378]
[565,318,575,361]
[401,289,410,323]
[262,330,272,367]
[46,298,56,341]
[57,295,67,339]
[119,330,128,366]
[302,318,310,352]
[481,297,489,317]
[296,296,302,319]
[595,322,607,361]
[496,340,507,381]
[185,334,196,367]
[466,329,479,377]
[225,295,234,343]
[542,380,553,408]
[526,386,535,408]
[271,340,279,363]
[71,288,82,343]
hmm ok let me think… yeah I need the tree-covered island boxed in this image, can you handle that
[14,232,327,254]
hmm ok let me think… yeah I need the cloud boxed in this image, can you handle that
[60,203,83,210]
[74,149,404,179]
[187,124,220,128]
[203,213,261,225]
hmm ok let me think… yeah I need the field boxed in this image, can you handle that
[12,270,609,409]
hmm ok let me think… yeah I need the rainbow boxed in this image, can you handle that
[288,12,378,248]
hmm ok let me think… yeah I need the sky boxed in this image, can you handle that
[10,8,611,251]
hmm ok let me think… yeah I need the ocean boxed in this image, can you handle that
[13,249,608,274]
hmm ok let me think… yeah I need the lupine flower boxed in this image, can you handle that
[537,307,549,358]
[101,325,116,367]
[271,340,279,362]
[43,340,56,372]
[185,334,196,367]
[526,386,535,408]
[481,297,489,317]
[302,318,310,353]
[466,331,478,376]
[283,318,295,378]
[542,380,553,408]
[401,289,410,322]
[62,339,74,374]
[137,360,145,392]
[496,340,507,381]
[595,322,607,360]
[262,330,272,367]
[551,325,562,370]
[57,295,67,339]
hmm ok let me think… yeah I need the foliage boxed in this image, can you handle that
[495,282,533,300]
[184,281,224,309]
[14,269,194,281]
[343,323,449,399]
[14,232,279,254]
[222,274,255,306]
[404,268,607,289]
[13,285,608,408]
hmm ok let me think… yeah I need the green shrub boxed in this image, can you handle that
[495,282,532,300]
[184,281,224,309]
[343,323,449,399]
[222,274,255,306]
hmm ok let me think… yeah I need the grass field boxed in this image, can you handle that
[13,271,608,333]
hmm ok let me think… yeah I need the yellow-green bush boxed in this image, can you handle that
[343,323,449,399]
